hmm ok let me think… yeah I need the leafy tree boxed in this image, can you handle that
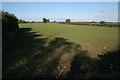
[100,21,106,26]
[91,21,96,23]
[66,19,71,23]
[43,18,47,23]
[18,19,27,23]
[31,21,35,23]
[47,19,50,22]
[54,21,56,23]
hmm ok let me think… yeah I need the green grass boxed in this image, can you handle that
[3,23,119,79]
[19,23,118,57]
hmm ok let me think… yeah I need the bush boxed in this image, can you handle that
[100,21,106,26]
[18,19,27,23]
[2,11,19,38]
[66,19,71,23]
[59,22,118,27]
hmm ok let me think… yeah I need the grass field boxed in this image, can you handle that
[19,23,118,57]
[3,23,119,79]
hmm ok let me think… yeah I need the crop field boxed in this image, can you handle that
[2,1,120,79]
[3,23,119,78]
[19,23,118,57]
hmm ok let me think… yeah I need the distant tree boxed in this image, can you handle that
[31,21,35,23]
[54,21,56,23]
[27,21,29,23]
[66,19,71,23]
[91,21,96,23]
[18,19,27,23]
[100,21,106,26]
[47,19,50,22]
[43,18,47,23]
[18,19,22,23]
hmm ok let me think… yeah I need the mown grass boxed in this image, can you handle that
[3,23,119,79]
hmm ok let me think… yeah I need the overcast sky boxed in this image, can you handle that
[2,2,118,22]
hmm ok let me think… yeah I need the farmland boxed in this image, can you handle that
[2,2,119,79]
[3,23,119,79]
[19,23,118,57]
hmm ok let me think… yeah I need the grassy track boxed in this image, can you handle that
[19,23,118,57]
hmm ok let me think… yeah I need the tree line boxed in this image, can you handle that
[59,20,119,27]
[18,18,51,23]
[18,17,119,28]
[2,11,118,36]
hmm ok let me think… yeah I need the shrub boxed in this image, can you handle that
[66,19,71,23]
[100,21,106,26]
[2,11,19,37]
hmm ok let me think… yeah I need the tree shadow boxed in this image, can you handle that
[64,49,120,79]
[2,28,88,79]
[3,28,119,79]
[64,50,96,79]
[61,49,120,79]
[92,49,120,79]
[97,50,120,73]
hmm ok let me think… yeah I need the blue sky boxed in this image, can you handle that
[2,2,118,22]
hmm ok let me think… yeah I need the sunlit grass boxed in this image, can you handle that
[3,23,119,79]
[19,23,118,58]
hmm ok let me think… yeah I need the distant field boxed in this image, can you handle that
[19,23,118,58]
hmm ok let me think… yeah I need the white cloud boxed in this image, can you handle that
[94,11,118,22]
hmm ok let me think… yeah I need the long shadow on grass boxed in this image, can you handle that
[3,28,90,79]
[64,49,120,79]
[64,50,96,79]
[3,28,119,79]
[93,49,120,79]
[97,50,120,73]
